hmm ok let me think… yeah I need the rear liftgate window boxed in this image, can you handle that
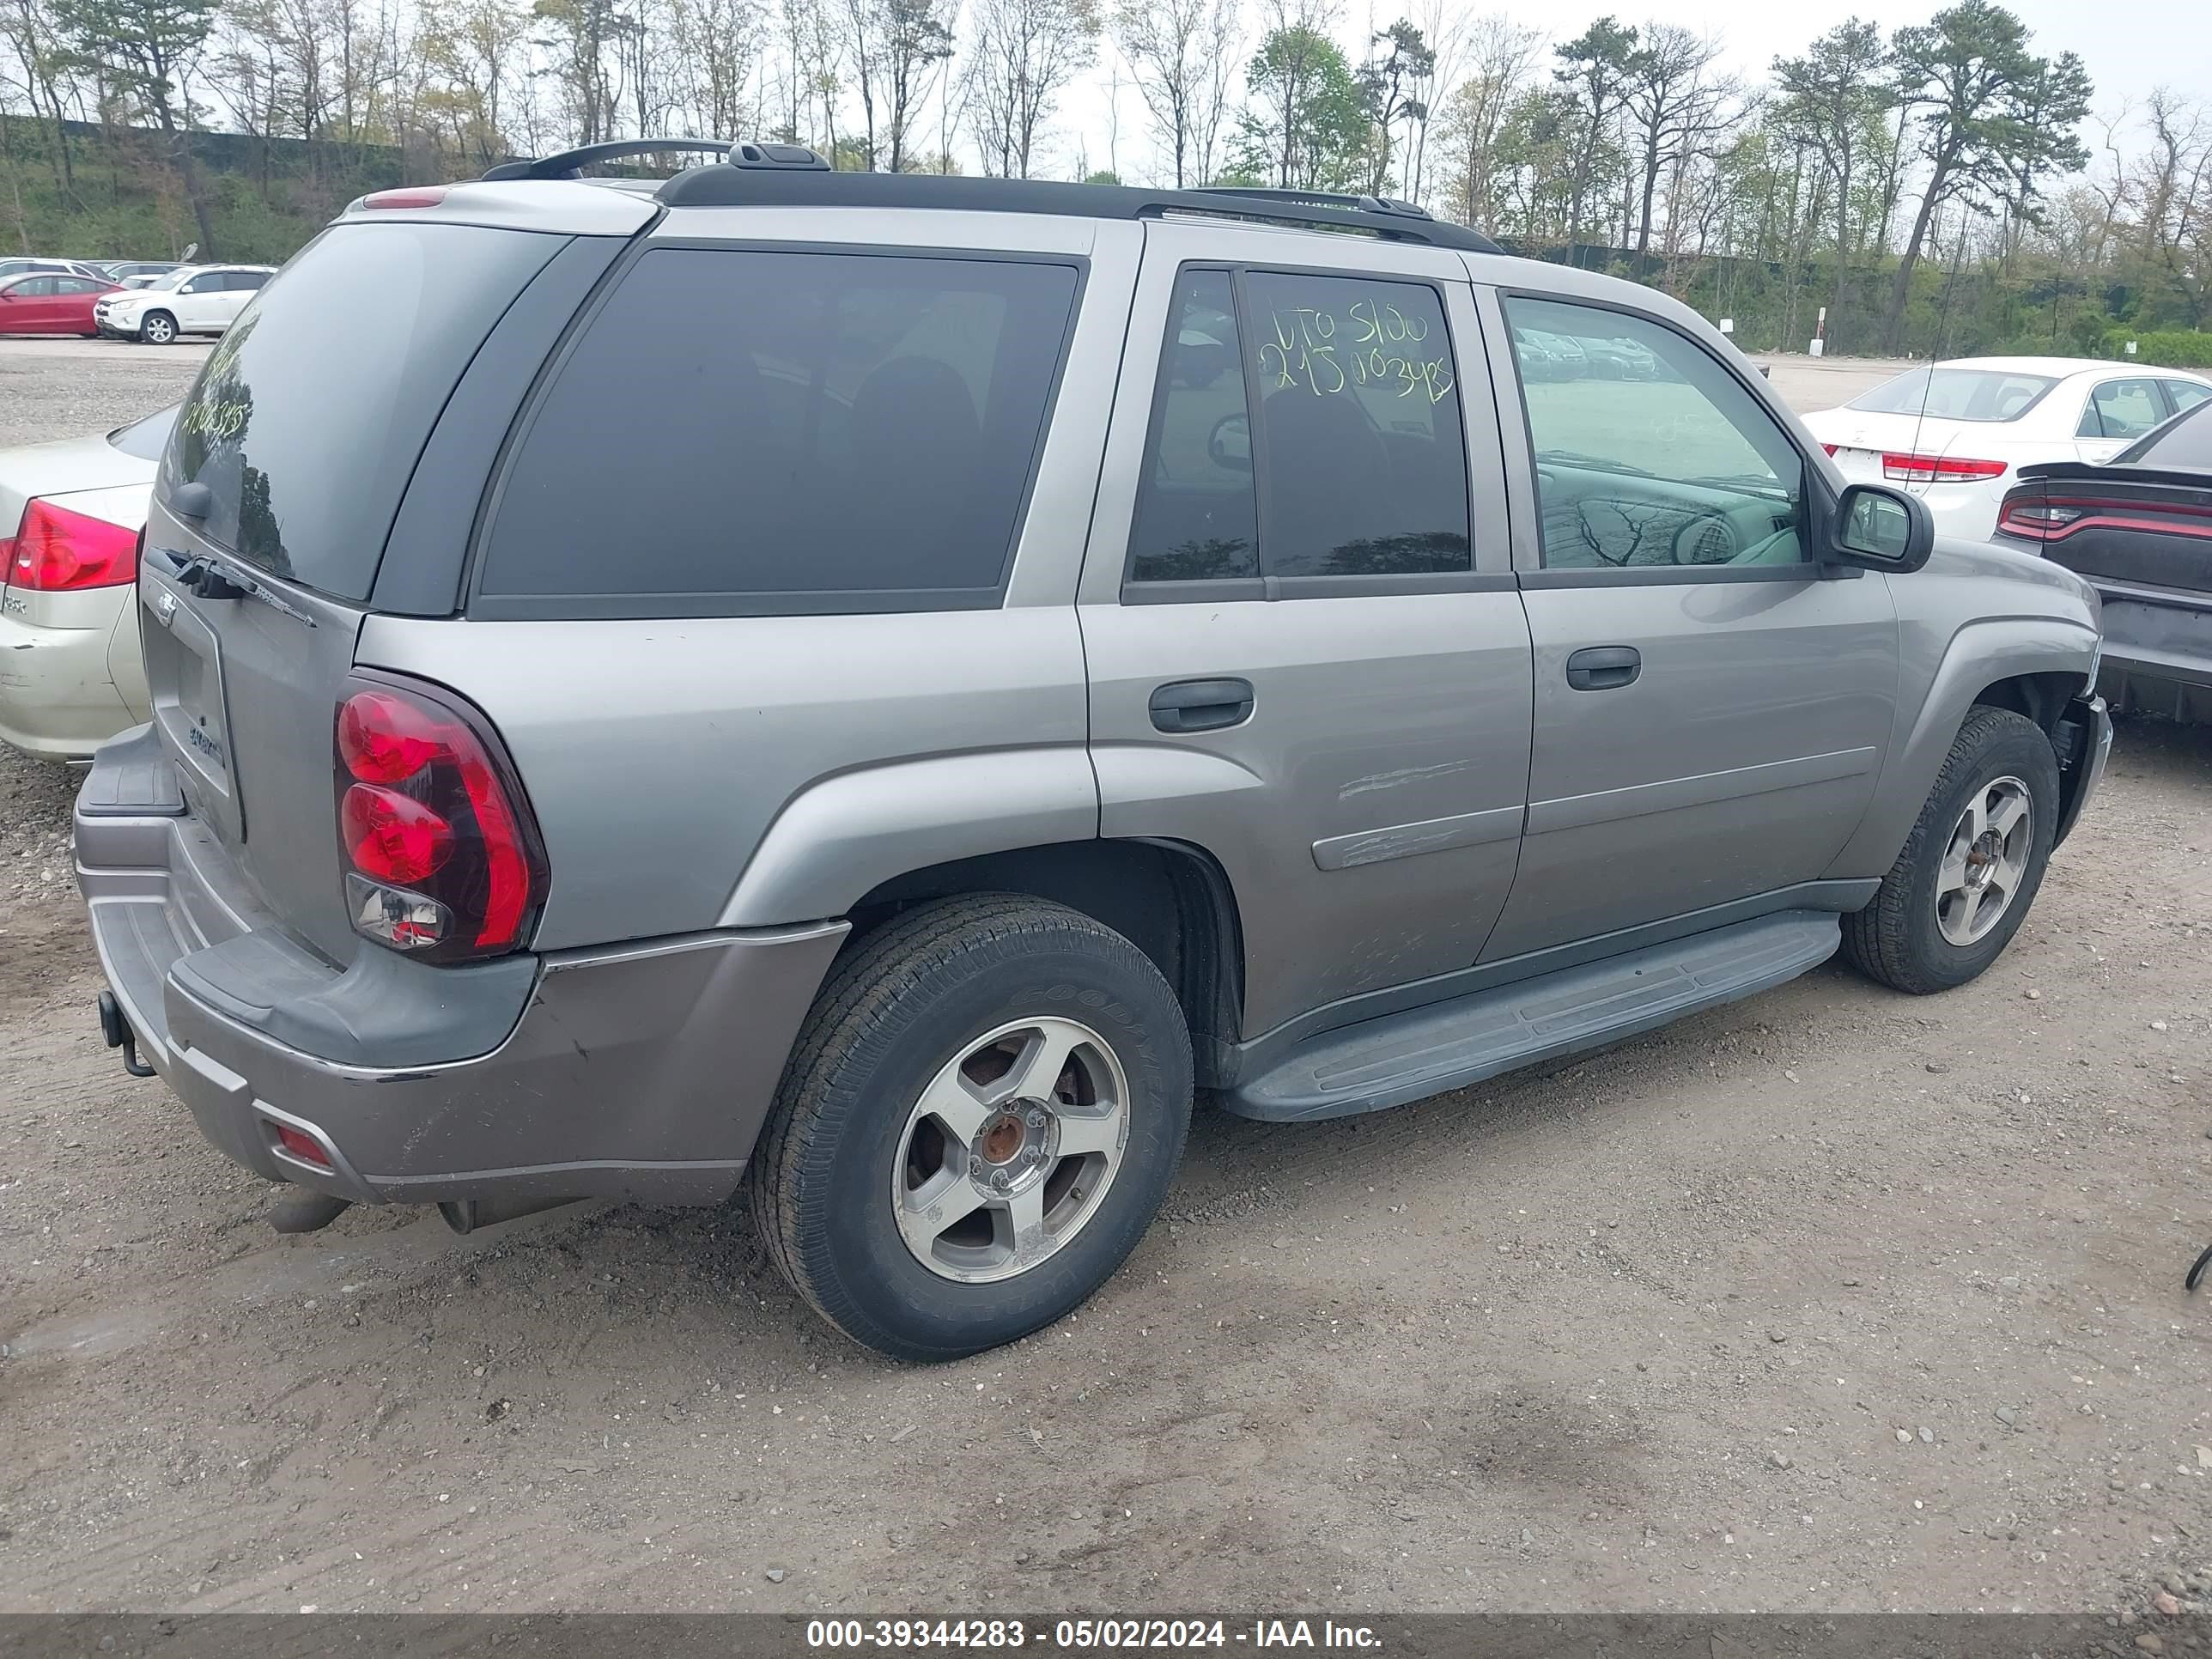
[163,222,566,599]
[475,247,1083,617]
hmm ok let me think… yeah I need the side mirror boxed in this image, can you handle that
[1832,483,1934,574]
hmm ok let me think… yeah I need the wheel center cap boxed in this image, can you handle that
[979,1113,1028,1166]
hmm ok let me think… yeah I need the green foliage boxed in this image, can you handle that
[2100,329,2212,369]
[1234,26,1372,192]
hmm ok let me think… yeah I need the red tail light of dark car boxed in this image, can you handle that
[334,676,548,962]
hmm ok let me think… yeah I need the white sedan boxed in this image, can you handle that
[94,264,275,344]
[0,409,167,759]
[1802,356,2212,541]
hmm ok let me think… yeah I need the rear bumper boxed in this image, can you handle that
[76,732,847,1207]
[2089,581,2212,722]
[0,599,137,759]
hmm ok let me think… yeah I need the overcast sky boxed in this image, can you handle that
[1048,0,2209,185]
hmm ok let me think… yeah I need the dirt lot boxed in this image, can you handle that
[2,348,2209,1618]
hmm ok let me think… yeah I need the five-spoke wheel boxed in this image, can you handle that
[893,1016,1130,1283]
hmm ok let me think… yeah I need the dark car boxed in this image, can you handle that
[1995,398,2212,723]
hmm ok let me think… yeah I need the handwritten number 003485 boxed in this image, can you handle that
[1255,297,1454,406]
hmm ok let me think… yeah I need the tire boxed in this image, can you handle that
[139,311,177,345]
[750,893,1194,1361]
[1843,707,2060,994]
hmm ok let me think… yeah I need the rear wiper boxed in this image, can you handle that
[1535,448,1656,478]
[151,547,318,629]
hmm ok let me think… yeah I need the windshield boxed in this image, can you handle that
[141,269,191,293]
[1850,368,2059,422]
[161,221,562,599]
[107,405,179,462]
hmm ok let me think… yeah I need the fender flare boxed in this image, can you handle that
[716,747,1099,927]
[1825,614,2097,881]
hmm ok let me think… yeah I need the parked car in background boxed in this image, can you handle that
[93,260,189,288]
[1994,398,2212,724]
[76,150,2106,1363]
[0,257,114,284]
[1803,356,2212,542]
[0,406,167,758]
[0,270,122,336]
[94,265,275,343]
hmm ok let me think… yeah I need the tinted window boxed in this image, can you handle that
[1127,270,1258,583]
[57,276,100,294]
[163,222,561,599]
[479,248,1078,612]
[1506,297,1808,570]
[1850,368,2057,422]
[228,271,269,291]
[14,276,57,296]
[2080,379,2166,441]
[1244,271,1470,577]
[108,404,179,462]
[2126,401,2212,469]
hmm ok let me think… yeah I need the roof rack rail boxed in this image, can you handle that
[652,168,1504,253]
[1190,185,1435,222]
[481,138,829,182]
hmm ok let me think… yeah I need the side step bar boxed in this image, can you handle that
[1224,910,1842,1122]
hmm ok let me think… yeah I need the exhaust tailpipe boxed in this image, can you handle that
[438,1195,579,1236]
[270,1190,351,1233]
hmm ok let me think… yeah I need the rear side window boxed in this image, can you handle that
[477,247,1080,616]
[1127,265,1472,587]
[2080,378,2166,441]
[164,222,563,599]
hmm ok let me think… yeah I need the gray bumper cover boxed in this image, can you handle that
[76,736,846,1206]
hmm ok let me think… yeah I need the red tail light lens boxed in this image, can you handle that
[273,1123,332,1170]
[1882,453,2008,483]
[342,784,454,884]
[2,499,140,592]
[333,677,547,962]
[1995,497,2082,540]
[1820,442,1839,456]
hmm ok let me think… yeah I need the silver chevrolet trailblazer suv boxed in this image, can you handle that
[76,140,2112,1361]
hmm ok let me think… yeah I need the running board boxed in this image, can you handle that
[1224,910,1842,1121]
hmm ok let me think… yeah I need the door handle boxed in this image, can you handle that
[1149,678,1255,733]
[1565,646,1641,691]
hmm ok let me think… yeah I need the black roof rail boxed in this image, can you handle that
[1191,185,1435,222]
[481,138,829,182]
[652,167,1504,253]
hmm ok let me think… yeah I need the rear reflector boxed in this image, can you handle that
[1820,443,1839,456]
[273,1123,331,1170]
[334,677,547,962]
[1883,453,2007,483]
[2,499,140,592]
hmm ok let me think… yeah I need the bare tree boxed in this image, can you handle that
[1430,13,1539,228]
[1112,0,1231,187]
[963,0,1095,179]
[1622,22,1729,259]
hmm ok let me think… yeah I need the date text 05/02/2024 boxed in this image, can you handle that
[804,1620,1382,1650]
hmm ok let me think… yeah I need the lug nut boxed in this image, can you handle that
[969,1155,984,1176]
[1027,1109,1047,1128]
[991,1170,1011,1191]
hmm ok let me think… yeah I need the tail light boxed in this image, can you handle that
[1994,496,2082,541]
[333,675,547,963]
[1882,453,2008,484]
[362,186,449,210]
[1,499,140,592]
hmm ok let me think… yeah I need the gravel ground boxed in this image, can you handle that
[2,349,2209,1620]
